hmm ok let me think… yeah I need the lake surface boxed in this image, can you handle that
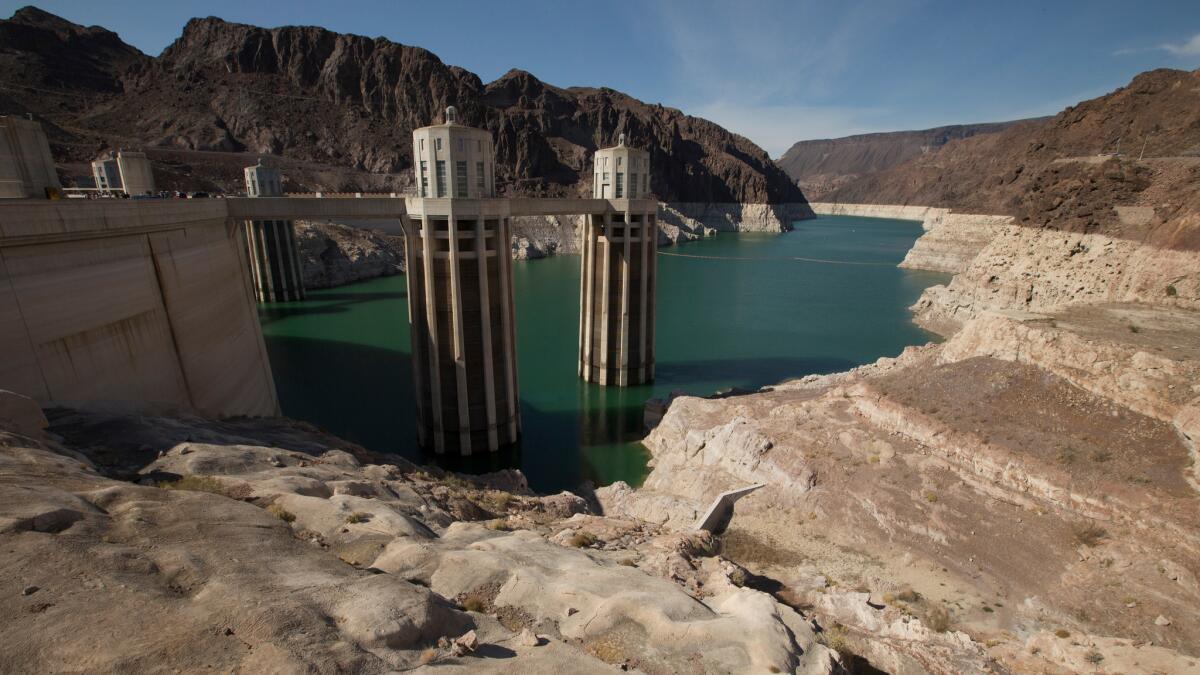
[259,215,948,493]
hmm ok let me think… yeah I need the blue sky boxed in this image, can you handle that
[16,0,1200,156]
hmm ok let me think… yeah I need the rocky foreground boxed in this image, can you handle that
[0,392,843,673]
[598,203,1200,674]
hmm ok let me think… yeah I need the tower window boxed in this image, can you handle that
[476,162,485,196]
[615,172,624,198]
[630,173,638,198]
[436,161,446,197]
[436,138,442,151]
[420,161,428,197]
[456,161,468,197]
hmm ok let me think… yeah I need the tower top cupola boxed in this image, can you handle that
[593,134,650,199]
[412,105,495,198]
[244,157,282,197]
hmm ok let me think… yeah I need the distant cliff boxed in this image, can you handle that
[824,69,1200,250]
[0,6,806,210]
[777,121,1027,200]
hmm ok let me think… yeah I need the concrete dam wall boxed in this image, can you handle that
[0,200,279,417]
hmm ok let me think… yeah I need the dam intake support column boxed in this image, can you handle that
[243,160,306,302]
[405,107,520,455]
[579,134,657,386]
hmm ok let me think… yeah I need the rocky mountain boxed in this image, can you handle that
[0,6,805,208]
[777,120,1027,200]
[823,68,1200,249]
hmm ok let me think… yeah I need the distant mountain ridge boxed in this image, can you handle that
[0,5,805,206]
[823,68,1200,250]
[777,120,1031,200]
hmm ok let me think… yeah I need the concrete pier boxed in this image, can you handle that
[579,135,657,386]
[405,108,519,454]
[243,161,305,302]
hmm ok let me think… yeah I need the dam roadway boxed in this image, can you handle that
[0,195,657,450]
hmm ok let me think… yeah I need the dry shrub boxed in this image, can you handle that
[568,531,598,548]
[266,502,296,523]
[157,475,231,497]
[1072,522,1108,547]
[719,529,806,568]
[924,604,951,633]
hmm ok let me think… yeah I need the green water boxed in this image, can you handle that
[259,215,948,493]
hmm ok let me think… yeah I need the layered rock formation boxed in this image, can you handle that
[601,192,1200,670]
[621,80,1200,665]
[0,394,839,673]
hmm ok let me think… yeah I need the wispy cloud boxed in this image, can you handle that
[692,101,888,158]
[1162,33,1200,56]
[649,0,916,154]
[1114,31,1200,57]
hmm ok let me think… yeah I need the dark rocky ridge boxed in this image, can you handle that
[821,68,1200,250]
[777,120,1029,200]
[0,6,805,206]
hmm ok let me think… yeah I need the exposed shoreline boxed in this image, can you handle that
[602,203,1200,672]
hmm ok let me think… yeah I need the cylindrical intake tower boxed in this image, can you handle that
[242,159,305,302]
[578,134,657,386]
[405,107,519,454]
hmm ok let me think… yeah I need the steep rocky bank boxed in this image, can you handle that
[0,391,841,673]
[296,220,406,289]
[600,203,1200,673]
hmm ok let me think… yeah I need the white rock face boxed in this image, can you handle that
[665,202,815,234]
[0,410,840,674]
[899,213,1013,273]
[911,224,1200,334]
[510,214,586,258]
[809,202,948,223]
